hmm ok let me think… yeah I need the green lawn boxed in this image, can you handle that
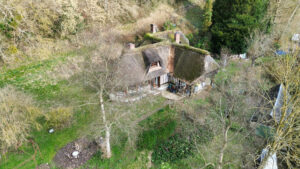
[0,46,96,169]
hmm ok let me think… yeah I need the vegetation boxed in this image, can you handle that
[45,107,74,129]
[0,0,299,169]
[259,54,300,169]
[0,86,43,155]
[162,21,177,31]
[202,0,213,33]
[137,107,176,149]
[211,0,269,54]
[152,134,194,164]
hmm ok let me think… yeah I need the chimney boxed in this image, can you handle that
[175,32,181,44]
[150,24,158,33]
[128,43,135,50]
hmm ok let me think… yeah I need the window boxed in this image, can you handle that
[149,61,162,72]
[151,62,159,67]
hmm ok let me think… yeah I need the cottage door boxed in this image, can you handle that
[157,77,160,88]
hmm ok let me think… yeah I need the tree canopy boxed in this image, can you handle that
[211,0,269,54]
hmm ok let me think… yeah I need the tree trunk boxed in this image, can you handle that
[100,91,112,158]
[0,47,5,64]
[216,124,231,169]
[251,56,256,67]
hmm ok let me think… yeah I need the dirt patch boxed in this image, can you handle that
[53,138,99,169]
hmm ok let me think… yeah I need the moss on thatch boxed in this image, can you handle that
[172,44,210,55]
[173,47,205,82]
[144,33,164,43]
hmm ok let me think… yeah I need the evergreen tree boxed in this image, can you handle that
[211,0,269,54]
[202,0,213,33]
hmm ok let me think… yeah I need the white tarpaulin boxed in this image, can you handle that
[270,84,292,122]
[292,34,300,41]
[270,84,284,122]
[260,148,278,169]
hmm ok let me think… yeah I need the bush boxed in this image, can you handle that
[230,122,243,132]
[45,107,73,129]
[137,120,176,150]
[160,162,172,169]
[152,134,194,164]
[163,21,176,31]
[194,125,214,144]
[0,86,43,155]
[186,33,210,50]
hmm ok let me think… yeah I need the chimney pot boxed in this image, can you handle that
[175,32,181,44]
[150,24,158,33]
[128,43,135,50]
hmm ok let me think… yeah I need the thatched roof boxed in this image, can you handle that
[173,47,205,82]
[117,45,171,86]
[142,49,162,67]
[116,51,146,87]
[116,37,218,87]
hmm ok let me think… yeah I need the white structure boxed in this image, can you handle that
[230,53,247,59]
[270,84,292,122]
[72,151,79,158]
[291,34,300,42]
[260,148,278,169]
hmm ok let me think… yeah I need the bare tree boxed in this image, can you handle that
[79,30,127,158]
[220,47,231,68]
[258,53,300,169]
[214,76,245,169]
[81,47,116,158]
[247,30,275,66]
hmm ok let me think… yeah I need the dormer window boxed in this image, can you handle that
[149,61,162,72]
[151,62,160,67]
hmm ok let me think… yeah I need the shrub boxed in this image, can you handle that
[163,21,176,31]
[0,86,43,155]
[230,122,243,132]
[186,33,210,50]
[137,120,176,150]
[160,162,172,169]
[194,125,214,144]
[45,107,73,129]
[152,134,194,164]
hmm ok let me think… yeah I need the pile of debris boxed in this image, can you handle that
[53,138,99,169]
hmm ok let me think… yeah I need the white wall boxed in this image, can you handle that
[160,74,168,84]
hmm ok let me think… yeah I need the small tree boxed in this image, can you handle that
[247,30,275,66]
[202,0,213,33]
[259,53,300,168]
[81,36,123,158]
[0,86,42,155]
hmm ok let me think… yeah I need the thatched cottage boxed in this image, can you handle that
[116,25,219,96]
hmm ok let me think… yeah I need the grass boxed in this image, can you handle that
[0,107,95,169]
[0,51,168,168]
[0,46,96,102]
[0,55,265,169]
[80,106,176,169]
[0,46,98,169]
